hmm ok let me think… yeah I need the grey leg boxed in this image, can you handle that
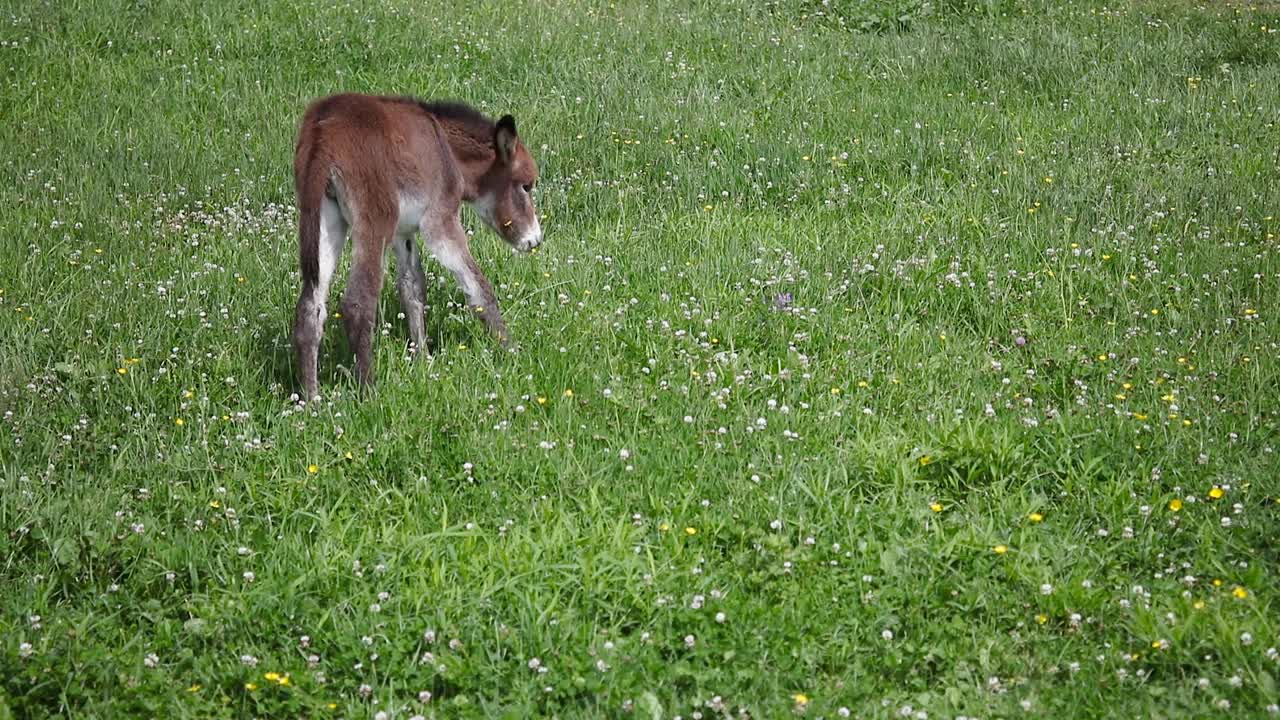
[293,196,347,400]
[392,232,429,356]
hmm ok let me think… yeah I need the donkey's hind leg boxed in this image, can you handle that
[293,196,348,400]
[392,232,429,357]
[341,219,392,390]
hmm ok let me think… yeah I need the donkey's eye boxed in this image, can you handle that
[522,184,533,194]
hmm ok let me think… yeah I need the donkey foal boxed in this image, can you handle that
[291,93,542,399]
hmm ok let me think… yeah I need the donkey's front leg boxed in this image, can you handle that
[424,219,510,347]
[392,232,429,357]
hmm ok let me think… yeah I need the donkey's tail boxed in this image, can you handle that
[295,148,328,288]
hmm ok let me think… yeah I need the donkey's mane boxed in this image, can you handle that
[397,97,495,135]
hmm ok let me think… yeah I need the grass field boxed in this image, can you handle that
[2,0,1279,717]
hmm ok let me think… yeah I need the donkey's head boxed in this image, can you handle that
[473,115,542,253]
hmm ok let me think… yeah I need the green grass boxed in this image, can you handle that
[2,0,1279,717]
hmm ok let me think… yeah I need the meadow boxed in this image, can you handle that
[1,0,1278,717]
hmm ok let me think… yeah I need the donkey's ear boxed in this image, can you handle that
[494,114,518,163]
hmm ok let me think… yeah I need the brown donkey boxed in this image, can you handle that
[291,93,542,399]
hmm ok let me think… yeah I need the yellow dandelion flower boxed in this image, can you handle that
[536,396,547,405]
[1036,614,1048,624]
[117,367,128,375]
[1028,512,1044,523]
[830,387,841,395]
[793,693,809,705]
[993,544,1009,555]
[1193,600,1205,609]
[658,522,670,532]
[563,389,574,398]
[929,502,943,513]
[174,418,185,426]
[307,464,319,474]
[209,500,221,509]
[244,682,258,691]
[1232,586,1248,599]
[264,672,280,682]
[1168,499,1183,512]
[919,455,934,466]
[344,451,354,460]
[327,703,338,710]
[1208,487,1224,499]
[684,527,698,536]
[188,684,202,693]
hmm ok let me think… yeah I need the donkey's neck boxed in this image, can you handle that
[433,116,497,202]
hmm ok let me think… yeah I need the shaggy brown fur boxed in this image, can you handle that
[291,93,542,399]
